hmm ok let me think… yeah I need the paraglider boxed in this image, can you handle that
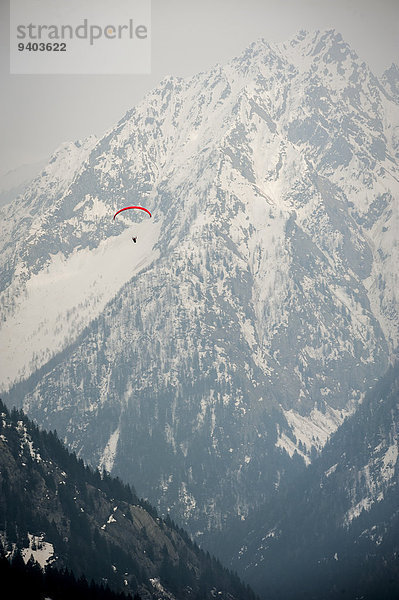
[113,205,152,243]
[113,206,152,220]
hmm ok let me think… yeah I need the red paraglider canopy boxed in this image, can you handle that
[113,206,152,220]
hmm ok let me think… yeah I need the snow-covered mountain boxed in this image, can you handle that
[2,29,398,544]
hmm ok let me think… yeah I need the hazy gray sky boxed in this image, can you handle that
[1,0,398,177]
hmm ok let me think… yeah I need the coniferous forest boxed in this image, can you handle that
[0,399,257,600]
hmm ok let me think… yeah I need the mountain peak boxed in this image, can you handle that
[278,28,359,74]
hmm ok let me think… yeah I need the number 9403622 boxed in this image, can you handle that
[18,42,67,51]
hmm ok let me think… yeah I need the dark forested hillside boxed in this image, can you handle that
[0,547,135,600]
[0,399,257,600]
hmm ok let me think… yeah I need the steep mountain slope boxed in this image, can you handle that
[2,29,399,541]
[0,399,256,600]
[230,363,399,599]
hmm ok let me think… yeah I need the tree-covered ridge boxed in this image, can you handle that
[0,544,137,600]
[0,399,257,600]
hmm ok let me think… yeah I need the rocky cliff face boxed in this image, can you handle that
[2,29,398,543]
